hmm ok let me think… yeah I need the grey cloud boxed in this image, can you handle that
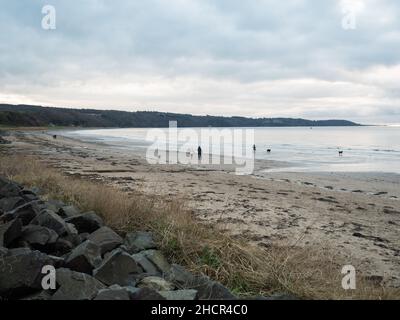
[0,0,399,123]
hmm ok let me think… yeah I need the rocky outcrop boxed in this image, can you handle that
[0,176,237,300]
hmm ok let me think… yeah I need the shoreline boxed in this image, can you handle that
[3,130,400,288]
[57,129,400,201]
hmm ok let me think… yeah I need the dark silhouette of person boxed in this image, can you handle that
[197,146,202,160]
[253,144,256,152]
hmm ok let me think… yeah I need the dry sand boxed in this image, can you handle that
[4,130,400,287]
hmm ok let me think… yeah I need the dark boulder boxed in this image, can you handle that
[65,240,102,274]
[58,205,81,219]
[31,209,69,236]
[93,249,143,286]
[94,285,133,300]
[0,248,53,299]
[141,250,171,275]
[138,276,175,291]
[0,180,22,198]
[123,231,157,254]
[159,289,198,300]
[130,287,166,300]
[87,226,123,255]
[0,246,8,256]
[0,218,22,247]
[79,232,90,242]
[2,201,40,225]
[19,189,39,202]
[52,268,106,300]
[0,196,25,213]
[65,211,104,233]
[44,199,66,213]
[22,290,53,300]
[131,252,160,276]
[166,264,236,300]
[47,255,65,268]
[65,222,79,236]
[52,238,74,256]
[62,233,82,248]
[20,225,58,248]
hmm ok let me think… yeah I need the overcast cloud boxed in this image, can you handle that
[0,0,399,123]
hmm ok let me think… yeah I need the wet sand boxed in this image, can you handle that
[5,130,400,287]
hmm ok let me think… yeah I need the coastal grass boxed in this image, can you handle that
[0,154,398,300]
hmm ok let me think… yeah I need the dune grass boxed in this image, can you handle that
[0,153,398,299]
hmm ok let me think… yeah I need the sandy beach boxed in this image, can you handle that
[4,130,400,288]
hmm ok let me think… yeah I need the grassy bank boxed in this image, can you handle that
[0,153,397,299]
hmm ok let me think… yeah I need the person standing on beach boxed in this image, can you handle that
[197,146,202,160]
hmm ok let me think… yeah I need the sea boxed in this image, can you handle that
[61,126,400,174]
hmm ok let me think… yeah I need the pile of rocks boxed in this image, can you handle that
[0,176,236,300]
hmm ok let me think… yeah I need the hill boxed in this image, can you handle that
[0,104,360,128]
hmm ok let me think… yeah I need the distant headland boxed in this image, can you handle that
[0,104,360,128]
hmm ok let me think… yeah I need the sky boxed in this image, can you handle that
[0,0,399,124]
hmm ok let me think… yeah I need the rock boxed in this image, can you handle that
[52,268,106,300]
[47,255,65,268]
[124,231,157,254]
[53,238,74,256]
[130,287,166,300]
[65,211,104,233]
[0,196,25,212]
[21,225,58,247]
[0,218,22,247]
[0,246,8,256]
[0,181,22,198]
[2,201,40,225]
[193,279,235,300]
[58,205,81,219]
[138,276,175,291]
[45,199,66,213]
[79,232,90,242]
[65,240,102,274]
[65,222,78,235]
[132,252,160,276]
[159,289,198,300]
[87,226,123,255]
[0,248,53,299]
[22,290,53,300]
[19,189,39,202]
[31,209,69,236]
[94,285,132,300]
[141,250,171,275]
[165,264,197,287]
[166,264,236,300]
[93,249,143,286]
[62,233,82,248]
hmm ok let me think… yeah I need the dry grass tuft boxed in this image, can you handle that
[0,154,398,299]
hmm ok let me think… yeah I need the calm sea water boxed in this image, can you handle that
[64,126,400,173]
